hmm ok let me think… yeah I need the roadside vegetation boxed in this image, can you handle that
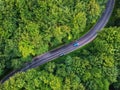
[0,0,106,75]
[0,27,119,90]
[0,0,120,90]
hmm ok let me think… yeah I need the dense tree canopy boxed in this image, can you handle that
[0,27,120,90]
[0,0,120,90]
[0,0,106,74]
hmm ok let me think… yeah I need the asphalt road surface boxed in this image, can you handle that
[0,0,115,83]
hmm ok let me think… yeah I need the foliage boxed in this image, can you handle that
[1,0,120,90]
[0,27,120,90]
[108,0,120,26]
[0,0,105,74]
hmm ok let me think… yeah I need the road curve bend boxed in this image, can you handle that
[0,0,115,83]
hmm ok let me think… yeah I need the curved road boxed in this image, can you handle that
[0,0,115,83]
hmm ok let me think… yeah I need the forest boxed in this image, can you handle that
[0,0,120,90]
